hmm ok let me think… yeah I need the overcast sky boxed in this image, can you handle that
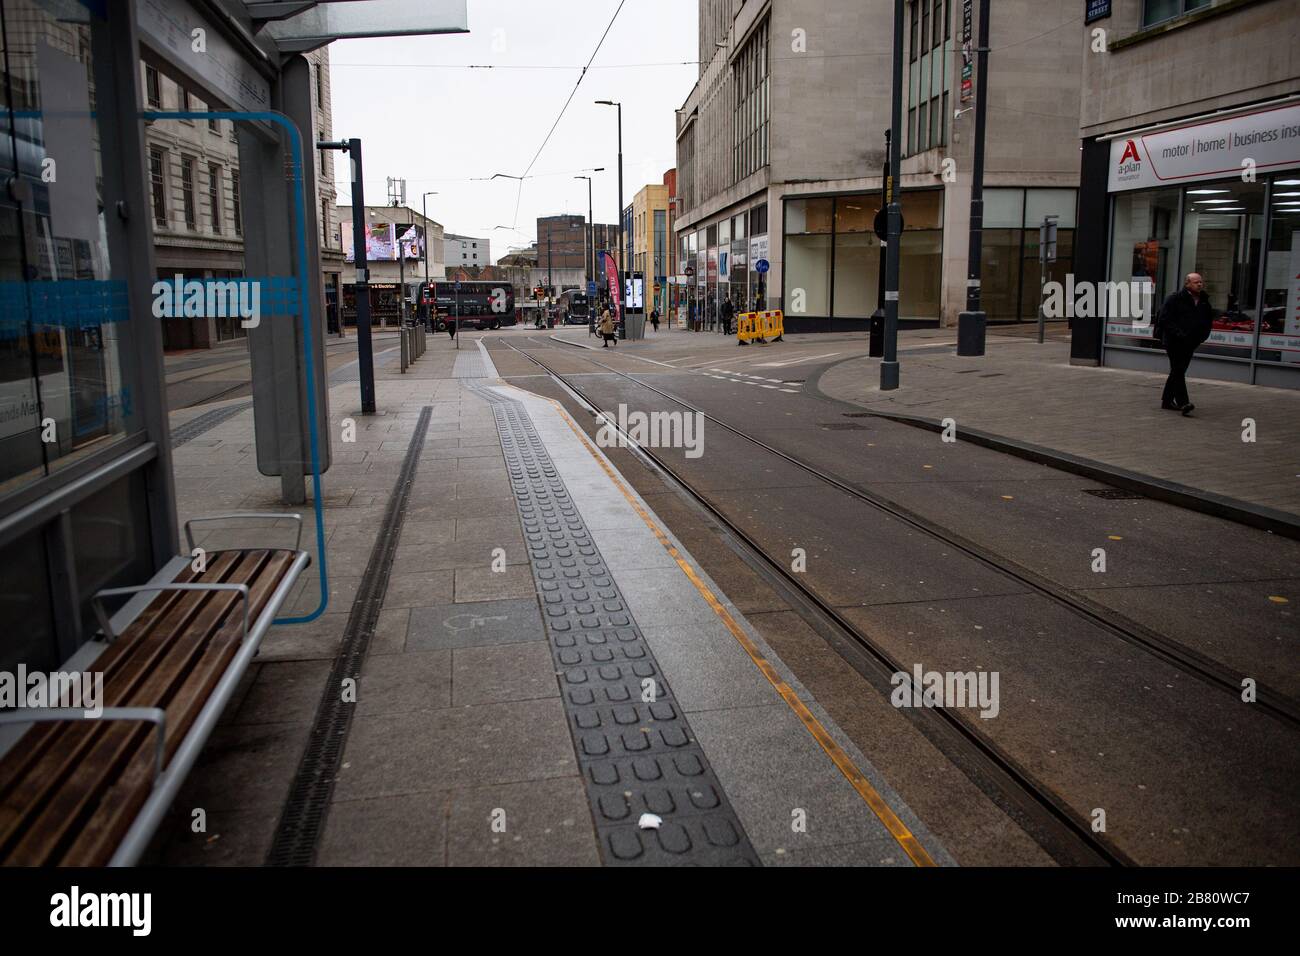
[328,0,698,260]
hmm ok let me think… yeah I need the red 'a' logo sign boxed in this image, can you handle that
[1120,140,1141,164]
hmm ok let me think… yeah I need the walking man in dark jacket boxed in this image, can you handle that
[1154,272,1215,416]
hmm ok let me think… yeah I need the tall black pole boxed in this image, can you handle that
[958,0,991,356]
[397,204,406,326]
[348,138,376,413]
[878,129,891,316]
[616,103,624,332]
[587,178,594,288]
[868,128,890,359]
[881,0,904,390]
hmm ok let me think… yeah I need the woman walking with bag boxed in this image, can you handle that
[599,307,617,347]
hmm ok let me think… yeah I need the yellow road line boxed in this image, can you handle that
[500,384,936,867]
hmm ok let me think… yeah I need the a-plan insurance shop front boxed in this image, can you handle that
[1087,100,1300,389]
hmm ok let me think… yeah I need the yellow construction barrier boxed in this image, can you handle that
[736,312,761,344]
[760,309,784,342]
[737,310,784,345]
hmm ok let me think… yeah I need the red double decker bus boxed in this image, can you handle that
[417,281,516,331]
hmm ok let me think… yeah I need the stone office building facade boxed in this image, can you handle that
[675,0,1082,332]
[1072,0,1300,389]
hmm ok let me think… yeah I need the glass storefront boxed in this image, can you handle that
[678,200,768,325]
[748,201,768,311]
[783,189,943,322]
[784,197,832,317]
[982,187,1078,322]
[1105,174,1300,371]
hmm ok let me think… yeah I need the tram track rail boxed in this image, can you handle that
[516,338,1300,729]
[499,336,1299,866]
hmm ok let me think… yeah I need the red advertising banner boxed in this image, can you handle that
[602,251,622,314]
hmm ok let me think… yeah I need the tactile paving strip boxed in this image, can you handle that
[485,393,760,866]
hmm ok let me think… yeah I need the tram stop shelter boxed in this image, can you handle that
[0,0,466,854]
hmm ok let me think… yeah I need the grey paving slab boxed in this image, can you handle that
[369,606,411,655]
[394,537,526,572]
[420,446,504,461]
[762,841,911,867]
[394,517,458,547]
[639,623,778,713]
[406,597,545,650]
[229,659,332,726]
[616,567,723,626]
[357,649,453,715]
[429,496,522,520]
[176,721,311,813]
[454,565,538,602]
[383,570,455,609]
[157,808,281,867]
[574,500,656,531]
[452,641,559,707]
[445,777,600,867]
[688,704,913,861]
[286,573,361,616]
[589,525,680,571]
[333,698,577,801]
[258,613,347,662]
[318,793,447,866]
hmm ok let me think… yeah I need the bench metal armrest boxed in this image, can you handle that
[92,583,250,644]
[183,512,304,553]
[0,707,166,781]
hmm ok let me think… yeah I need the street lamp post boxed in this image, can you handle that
[317,138,375,414]
[421,191,438,323]
[881,0,904,391]
[595,100,623,332]
[958,0,993,357]
[574,167,604,293]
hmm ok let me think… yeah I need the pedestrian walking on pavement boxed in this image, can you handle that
[719,297,735,335]
[446,316,456,338]
[599,308,617,347]
[1154,272,1215,416]
[650,308,660,333]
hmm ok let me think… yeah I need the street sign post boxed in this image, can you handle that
[755,259,769,274]
[1037,214,1059,344]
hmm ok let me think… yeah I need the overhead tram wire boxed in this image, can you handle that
[332,59,698,70]
[499,0,628,228]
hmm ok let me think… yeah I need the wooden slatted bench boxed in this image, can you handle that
[0,513,311,866]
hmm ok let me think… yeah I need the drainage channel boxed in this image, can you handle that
[265,405,433,866]
[482,390,760,865]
